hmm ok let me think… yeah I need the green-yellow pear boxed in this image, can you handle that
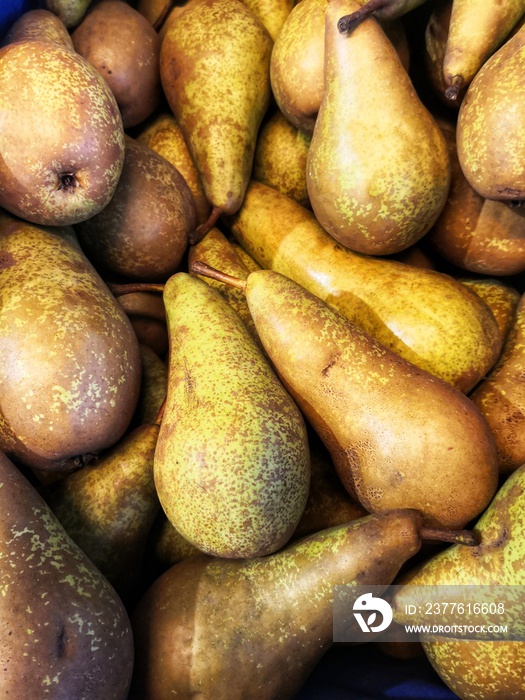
[393,464,525,699]
[0,11,125,226]
[131,509,467,699]
[460,279,520,340]
[457,23,525,201]
[0,450,133,698]
[45,0,93,27]
[160,0,273,224]
[471,293,525,475]
[225,181,501,393]
[117,292,168,356]
[154,273,310,558]
[192,262,499,529]
[307,0,450,256]
[136,344,167,426]
[0,212,141,471]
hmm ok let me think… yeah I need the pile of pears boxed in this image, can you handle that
[0,0,524,697]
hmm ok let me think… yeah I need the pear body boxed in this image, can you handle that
[0,214,141,471]
[137,345,167,426]
[244,269,498,528]
[393,465,525,699]
[160,0,272,215]
[226,181,501,393]
[0,32,124,225]
[460,279,520,341]
[457,24,525,200]
[131,510,425,699]
[307,0,450,255]
[45,0,93,27]
[241,0,293,39]
[0,451,133,699]
[6,8,74,48]
[154,274,309,558]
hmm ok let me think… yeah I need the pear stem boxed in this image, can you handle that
[109,283,165,297]
[338,0,389,33]
[189,206,223,245]
[421,527,479,547]
[444,75,464,101]
[153,396,167,427]
[191,260,247,291]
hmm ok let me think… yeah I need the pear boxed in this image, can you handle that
[225,181,501,393]
[137,113,210,226]
[160,0,273,225]
[136,0,174,29]
[192,262,499,529]
[0,12,125,226]
[137,345,167,426]
[131,510,473,699]
[460,279,520,341]
[0,212,141,471]
[471,293,525,475]
[72,1,161,128]
[393,464,525,700]
[153,516,202,567]
[425,0,463,108]
[443,0,525,100]
[188,228,260,343]
[0,450,133,698]
[429,120,525,276]
[307,0,450,256]
[231,240,263,272]
[457,23,525,201]
[45,0,93,27]
[241,0,294,40]
[76,136,196,281]
[117,292,169,356]
[43,420,161,602]
[253,109,312,208]
[154,273,310,558]
[6,7,75,48]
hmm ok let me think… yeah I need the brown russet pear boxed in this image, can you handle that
[430,120,525,276]
[460,279,520,341]
[154,273,310,558]
[307,0,450,256]
[137,113,210,226]
[226,181,501,393]
[117,291,168,356]
[43,419,161,602]
[393,464,525,700]
[160,0,273,222]
[45,0,93,27]
[0,212,141,471]
[443,0,525,100]
[457,23,525,201]
[0,11,125,226]
[471,293,525,475]
[131,510,474,699]
[253,109,312,207]
[72,1,161,128]
[6,7,74,48]
[76,136,196,281]
[0,450,133,698]
[193,262,498,529]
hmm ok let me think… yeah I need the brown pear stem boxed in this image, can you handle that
[109,283,165,297]
[338,0,389,33]
[190,261,247,291]
[421,527,479,547]
[189,206,223,245]
[444,75,464,101]
[153,395,167,427]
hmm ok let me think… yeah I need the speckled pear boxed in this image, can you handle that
[307,0,450,255]
[226,181,501,393]
[160,0,272,217]
[0,212,141,471]
[241,0,294,39]
[460,279,520,341]
[45,0,93,27]
[0,450,133,698]
[197,265,498,528]
[131,510,433,699]
[0,11,125,226]
[154,273,309,558]
[393,464,525,700]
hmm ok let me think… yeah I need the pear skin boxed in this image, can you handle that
[136,0,174,29]
[131,510,430,699]
[137,345,167,426]
[0,213,141,471]
[160,0,273,215]
[471,294,525,475]
[307,0,450,256]
[460,279,520,341]
[45,0,93,27]
[226,181,502,393]
[393,465,525,699]
[0,450,133,698]
[457,23,525,201]
[154,273,310,558]
[117,292,168,356]
[240,268,498,528]
[6,8,74,48]
[241,0,294,40]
